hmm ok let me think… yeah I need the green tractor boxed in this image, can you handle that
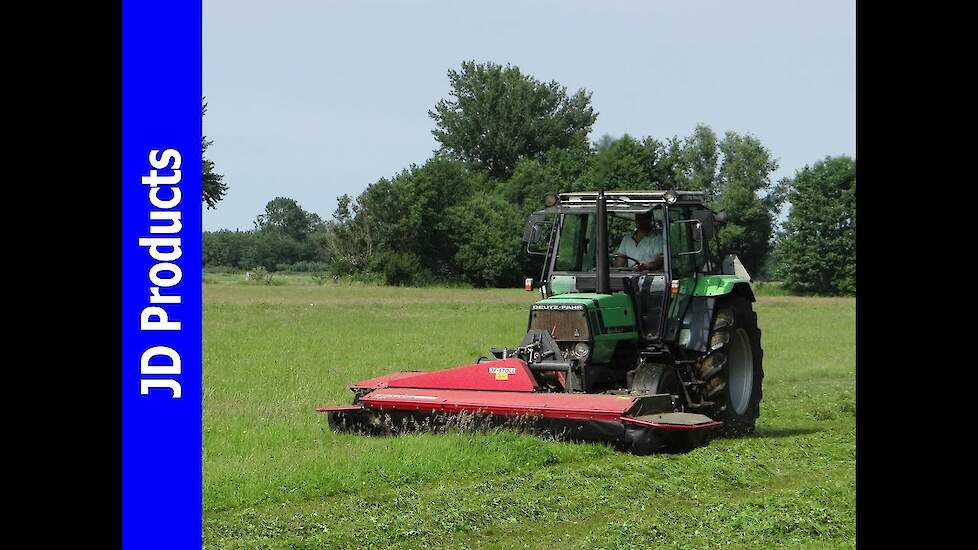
[514,189,764,434]
[322,189,763,452]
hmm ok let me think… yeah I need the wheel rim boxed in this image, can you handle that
[728,328,754,415]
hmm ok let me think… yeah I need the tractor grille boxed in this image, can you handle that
[529,310,591,341]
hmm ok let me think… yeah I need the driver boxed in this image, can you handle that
[613,211,664,270]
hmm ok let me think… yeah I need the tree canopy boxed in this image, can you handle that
[713,131,782,276]
[254,197,323,241]
[430,61,597,180]
[204,61,853,295]
[775,156,856,295]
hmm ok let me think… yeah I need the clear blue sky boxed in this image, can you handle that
[203,0,855,231]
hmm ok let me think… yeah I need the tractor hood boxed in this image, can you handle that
[530,292,638,364]
[532,293,636,333]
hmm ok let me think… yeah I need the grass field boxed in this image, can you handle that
[204,275,855,549]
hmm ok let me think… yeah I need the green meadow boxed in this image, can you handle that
[204,274,855,549]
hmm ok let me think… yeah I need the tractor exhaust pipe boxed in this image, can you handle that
[595,189,611,294]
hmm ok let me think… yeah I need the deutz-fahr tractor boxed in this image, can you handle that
[320,190,763,454]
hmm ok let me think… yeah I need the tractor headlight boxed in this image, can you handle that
[573,342,590,359]
[663,190,678,204]
[544,193,559,207]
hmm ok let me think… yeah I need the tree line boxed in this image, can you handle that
[204,61,855,295]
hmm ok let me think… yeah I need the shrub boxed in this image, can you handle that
[244,266,274,285]
[377,252,428,287]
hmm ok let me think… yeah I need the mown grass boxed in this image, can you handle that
[204,281,855,549]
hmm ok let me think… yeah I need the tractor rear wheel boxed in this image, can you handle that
[696,295,763,435]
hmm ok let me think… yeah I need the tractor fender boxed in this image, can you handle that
[692,276,756,302]
[680,282,754,353]
[729,281,756,303]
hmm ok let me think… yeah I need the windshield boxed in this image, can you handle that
[553,206,666,272]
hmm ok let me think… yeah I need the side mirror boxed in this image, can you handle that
[526,223,552,255]
[523,212,551,256]
[522,212,546,242]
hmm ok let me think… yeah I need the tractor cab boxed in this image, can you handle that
[524,190,722,345]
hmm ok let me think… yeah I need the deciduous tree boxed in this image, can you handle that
[713,131,781,276]
[430,61,597,179]
[255,197,319,241]
[775,156,856,294]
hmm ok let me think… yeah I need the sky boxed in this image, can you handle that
[203,0,855,231]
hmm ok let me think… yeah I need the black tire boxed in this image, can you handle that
[629,362,687,408]
[695,295,763,435]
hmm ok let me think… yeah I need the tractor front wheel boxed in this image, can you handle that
[629,362,688,409]
[696,295,764,435]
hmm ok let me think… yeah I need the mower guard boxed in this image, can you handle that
[318,358,721,454]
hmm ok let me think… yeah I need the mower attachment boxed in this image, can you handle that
[318,359,721,454]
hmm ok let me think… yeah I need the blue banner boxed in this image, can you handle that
[122,1,202,547]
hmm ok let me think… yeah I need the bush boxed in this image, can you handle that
[376,252,429,286]
[204,227,331,272]
[447,194,524,287]
[244,266,274,285]
[203,230,254,269]
[327,254,369,278]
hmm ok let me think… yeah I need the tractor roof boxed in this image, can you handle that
[546,190,708,213]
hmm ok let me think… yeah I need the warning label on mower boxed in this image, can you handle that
[488,366,517,380]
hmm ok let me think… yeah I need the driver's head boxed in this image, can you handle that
[635,212,652,231]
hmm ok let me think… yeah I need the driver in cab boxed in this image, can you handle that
[613,212,663,271]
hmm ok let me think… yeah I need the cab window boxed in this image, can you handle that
[668,206,698,277]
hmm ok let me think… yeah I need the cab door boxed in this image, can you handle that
[664,205,701,341]
[630,206,669,342]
